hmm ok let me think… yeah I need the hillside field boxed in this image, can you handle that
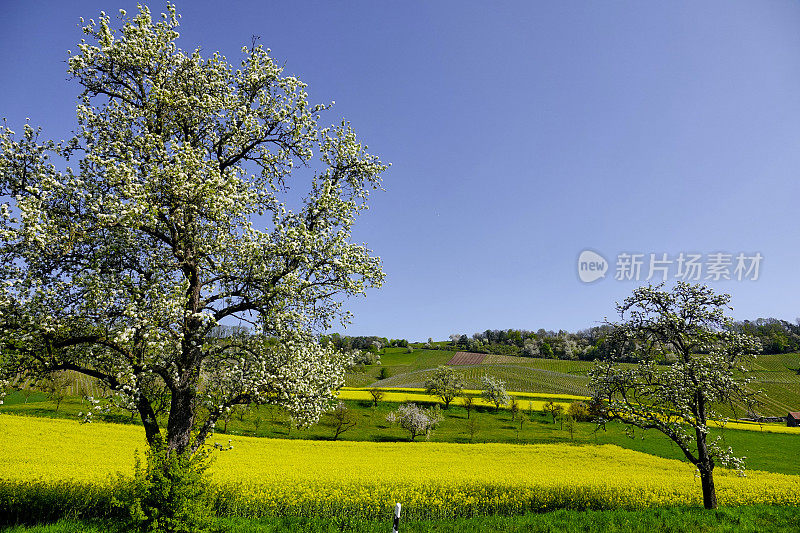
[348,348,800,417]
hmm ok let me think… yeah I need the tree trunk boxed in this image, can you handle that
[699,465,718,509]
[137,394,163,448]
[696,423,718,509]
[167,386,197,454]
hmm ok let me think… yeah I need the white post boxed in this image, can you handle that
[392,502,401,533]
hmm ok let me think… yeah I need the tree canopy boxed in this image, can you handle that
[0,4,386,455]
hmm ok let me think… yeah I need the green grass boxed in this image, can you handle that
[4,506,800,533]
[345,348,456,387]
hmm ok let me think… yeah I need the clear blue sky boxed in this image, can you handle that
[2,1,799,341]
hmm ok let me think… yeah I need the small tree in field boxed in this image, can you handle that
[467,415,479,442]
[509,397,520,421]
[38,372,72,413]
[564,413,575,440]
[481,375,509,413]
[567,401,590,422]
[326,401,357,440]
[424,366,465,409]
[590,282,761,510]
[543,400,563,424]
[368,388,384,407]
[386,403,442,441]
[461,394,475,418]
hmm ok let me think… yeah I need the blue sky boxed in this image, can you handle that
[2,1,799,341]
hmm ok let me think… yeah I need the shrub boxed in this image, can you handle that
[125,442,214,533]
[567,401,591,422]
[543,401,564,424]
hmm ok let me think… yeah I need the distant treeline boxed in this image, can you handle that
[216,318,800,361]
[731,318,800,354]
[431,327,615,361]
[438,318,800,361]
[321,333,409,353]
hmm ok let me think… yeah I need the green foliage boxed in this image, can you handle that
[541,343,554,358]
[126,442,214,533]
[567,401,590,422]
[734,318,800,355]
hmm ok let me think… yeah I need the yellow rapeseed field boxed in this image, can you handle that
[708,418,800,435]
[335,389,572,411]
[2,414,799,519]
[340,387,590,401]
[339,387,800,435]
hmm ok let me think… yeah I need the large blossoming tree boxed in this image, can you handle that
[589,282,761,509]
[0,4,386,456]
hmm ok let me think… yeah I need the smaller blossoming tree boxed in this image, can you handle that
[589,282,761,510]
[386,403,442,441]
[424,365,465,409]
[481,375,509,413]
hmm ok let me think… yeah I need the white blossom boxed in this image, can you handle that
[386,403,442,441]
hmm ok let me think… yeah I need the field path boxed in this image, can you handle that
[447,352,487,365]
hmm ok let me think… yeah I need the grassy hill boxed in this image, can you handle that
[350,348,800,417]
